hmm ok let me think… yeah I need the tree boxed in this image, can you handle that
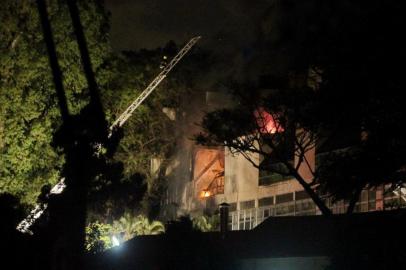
[197,0,406,214]
[132,215,165,235]
[192,215,219,232]
[85,221,114,253]
[112,212,164,241]
[0,0,111,205]
[111,212,138,240]
[197,89,333,215]
[0,0,196,223]
[85,213,165,253]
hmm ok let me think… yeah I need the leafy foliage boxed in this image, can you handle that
[112,213,164,240]
[0,0,111,205]
[192,215,219,232]
[85,221,114,253]
[0,0,196,223]
[132,215,165,236]
[85,213,165,253]
[101,47,182,178]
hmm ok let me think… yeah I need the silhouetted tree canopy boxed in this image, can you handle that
[0,0,111,205]
[0,0,203,223]
[197,0,406,214]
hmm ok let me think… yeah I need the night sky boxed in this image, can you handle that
[105,0,273,51]
[104,0,276,86]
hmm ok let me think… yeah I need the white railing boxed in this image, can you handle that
[228,188,405,231]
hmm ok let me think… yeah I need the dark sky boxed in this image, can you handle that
[104,0,273,51]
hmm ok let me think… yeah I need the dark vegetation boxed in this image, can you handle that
[197,0,406,215]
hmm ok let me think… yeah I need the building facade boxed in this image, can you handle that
[160,91,406,230]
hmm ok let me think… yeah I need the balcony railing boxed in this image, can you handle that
[228,187,406,231]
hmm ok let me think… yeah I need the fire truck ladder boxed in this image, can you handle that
[16,36,201,234]
[109,36,201,133]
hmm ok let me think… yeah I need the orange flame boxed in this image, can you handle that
[200,190,212,198]
[254,108,284,134]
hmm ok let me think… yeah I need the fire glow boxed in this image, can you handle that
[254,108,284,134]
[200,190,212,198]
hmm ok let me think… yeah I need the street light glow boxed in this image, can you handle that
[112,235,120,247]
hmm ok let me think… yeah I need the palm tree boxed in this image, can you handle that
[133,215,165,235]
[112,213,165,241]
[112,212,138,241]
[192,215,216,232]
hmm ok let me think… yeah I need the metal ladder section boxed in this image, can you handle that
[16,36,201,234]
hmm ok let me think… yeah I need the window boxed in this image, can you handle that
[368,190,376,201]
[276,193,293,204]
[368,190,376,210]
[275,193,295,216]
[258,196,274,207]
[295,190,310,200]
[240,200,255,210]
[193,147,225,198]
[263,208,271,218]
[228,202,237,212]
[256,204,275,225]
[238,209,255,230]
[275,203,295,216]
[295,190,317,215]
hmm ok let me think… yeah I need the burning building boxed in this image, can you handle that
[159,89,406,230]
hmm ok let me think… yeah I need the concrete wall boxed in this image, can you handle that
[295,130,316,183]
[214,144,310,210]
[218,148,260,205]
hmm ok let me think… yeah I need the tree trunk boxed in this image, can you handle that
[346,188,362,214]
[285,162,332,216]
[294,173,332,216]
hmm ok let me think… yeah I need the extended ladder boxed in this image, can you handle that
[16,36,201,234]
